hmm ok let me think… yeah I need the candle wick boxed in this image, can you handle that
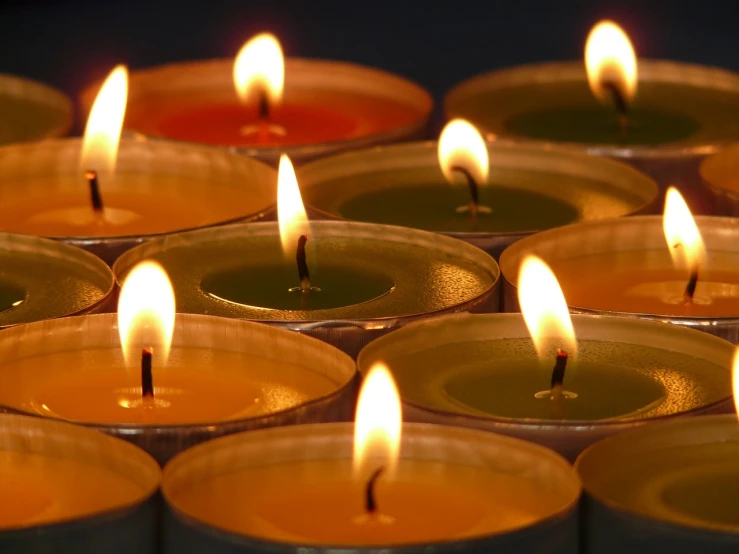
[258,89,270,121]
[141,348,154,398]
[684,268,699,304]
[600,80,629,136]
[296,234,311,292]
[86,170,104,214]
[365,466,385,514]
[550,348,568,402]
[450,165,479,231]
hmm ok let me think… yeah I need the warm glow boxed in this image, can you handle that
[118,261,176,367]
[663,187,706,273]
[438,119,489,186]
[733,349,739,418]
[80,65,128,175]
[354,362,402,476]
[585,20,637,105]
[277,154,311,260]
[234,32,285,106]
[518,256,577,359]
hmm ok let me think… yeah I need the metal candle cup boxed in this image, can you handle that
[357,312,734,462]
[446,61,739,214]
[162,422,580,553]
[0,313,357,465]
[0,414,160,553]
[700,144,739,215]
[299,140,658,259]
[113,221,500,358]
[576,415,739,553]
[0,73,71,144]
[0,137,276,264]
[81,58,432,166]
[500,216,739,343]
[0,232,113,327]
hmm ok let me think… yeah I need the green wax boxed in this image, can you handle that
[201,263,394,310]
[0,279,26,314]
[0,96,68,145]
[337,184,579,233]
[389,338,730,422]
[506,106,699,145]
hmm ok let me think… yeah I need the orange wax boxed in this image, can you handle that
[0,348,337,425]
[169,459,563,546]
[551,250,739,317]
[0,174,268,238]
[0,450,145,529]
[126,94,420,148]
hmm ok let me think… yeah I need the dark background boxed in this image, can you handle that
[0,0,736,130]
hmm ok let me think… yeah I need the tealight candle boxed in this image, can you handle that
[358,257,734,461]
[161,364,580,553]
[81,33,432,165]
[0,232,113,327]
[577,414,739,553]
[299,122,657,259]
[0,414,160,553]
[500,189,739,343]
[0,262,356,464]
[446,20,739,213]
[113,155,499,357]
[0,73,71,144]
[0,66,276,264]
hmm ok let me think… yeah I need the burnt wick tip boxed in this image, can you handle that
[601,80,629,116]
[450,165,480,208]
[86,169,104,213]
[551,348,568,390]
[365,466,385,514]
[684,269,699,303]
[258,90,270,121]
[296,234,311,290]
[141,348,154,398]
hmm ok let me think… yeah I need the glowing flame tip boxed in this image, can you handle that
[438,119,489,185]
[234,32,285,106]
[585,20,637,106]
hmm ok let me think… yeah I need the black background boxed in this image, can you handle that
[0,0,736,130]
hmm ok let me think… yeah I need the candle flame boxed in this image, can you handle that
[80,65,128,176]
[585,20,637,106]
[354,362,402,477]
[438,119,489,186]
[118,261,176,368]
[277,154,311,260]
[518,255,577,359]
[663,187,706,275]
[234,32,285,107]
[733,349,739,418]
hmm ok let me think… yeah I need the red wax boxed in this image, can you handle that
[126,95,421,147]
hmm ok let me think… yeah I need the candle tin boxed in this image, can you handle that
[162,422,580,553]
[0,232,114,327]
[446,61,739,214]
[0,73,72,145]
[357,313,734,462]
[0,414,160,554]
[700,143,739,215]
[0,313,357,465]
[113,221,500,358]
[576,415,739,554]
[298,140,658,259]
[500,215,739,343]
[0,136,276,265]
[82,58,432,166]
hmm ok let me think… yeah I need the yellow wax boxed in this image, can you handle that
[551,251,739,317]
[0,348,337,425]
[169,459,563,546]
[0,174,267,237]
[0,449,145,529]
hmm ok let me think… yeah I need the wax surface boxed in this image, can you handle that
[0,347,338,425]
[452,80,739,146]
[0,96,68,145]
[389,338,730,422]
[0,249,109,327]
[302,166,646,233]
[126,92,421,148]
[550,250,739,317]
[202,262,394,310]
[0,450,145,529]
[0,173,268,238]
[117,234,494,321]
[169,458,562,545]
[592,442,739,532]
